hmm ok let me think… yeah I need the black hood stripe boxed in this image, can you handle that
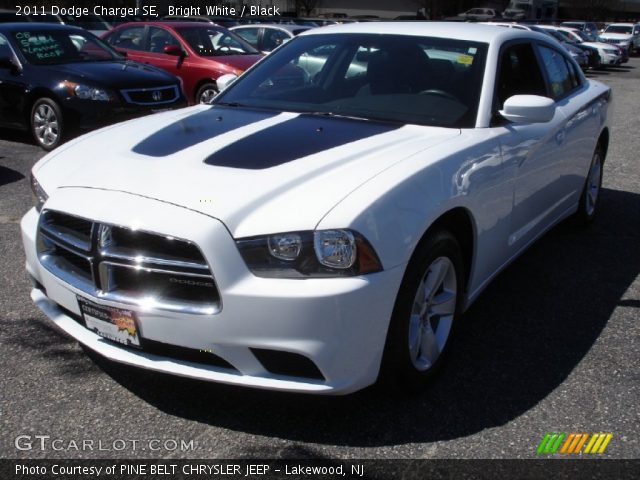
[204,114,402,170]
[132,106,279,157]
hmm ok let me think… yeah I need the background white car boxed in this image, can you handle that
[23,23,611,395]
[599,23,640,55]
[230,24,312,54]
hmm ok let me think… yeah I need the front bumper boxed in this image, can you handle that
[62,97,188,130]
[21,188,404,394]
[602,53,622,65]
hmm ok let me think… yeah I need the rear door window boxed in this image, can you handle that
[537,45,574,99]
[147,27,180,54]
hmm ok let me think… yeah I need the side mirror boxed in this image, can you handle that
[216,73,238,91]
[163,45,184,56]
[499,95,555,124]
[115,49,128,58]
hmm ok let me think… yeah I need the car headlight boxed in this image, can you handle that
[236,229,382,278]
[30,172,48,213]
[61,81,113,101]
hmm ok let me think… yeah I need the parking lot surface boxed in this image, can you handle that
[0,60,638,460]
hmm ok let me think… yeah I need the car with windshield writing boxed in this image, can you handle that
[23,23,611,394]
[0,23,185,150]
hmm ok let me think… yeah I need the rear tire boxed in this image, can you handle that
[380,229,465,392]
[573,145,604,226]
[31,98,64,151]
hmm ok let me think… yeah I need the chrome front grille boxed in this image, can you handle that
[121,85,179,106]
[37,210,220,315]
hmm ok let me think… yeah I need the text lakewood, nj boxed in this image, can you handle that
[15,4,280,19]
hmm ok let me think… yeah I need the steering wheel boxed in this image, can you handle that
[420,89,459,102]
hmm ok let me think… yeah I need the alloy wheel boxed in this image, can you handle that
[586,152,602,216]
[199,88,218,104]
[408,256,457,371]
[33,104,59,148]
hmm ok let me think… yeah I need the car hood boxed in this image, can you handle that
[204,54,263,71]
[35,105,460,237]
[600,33,632,40]
[45,61,177,87]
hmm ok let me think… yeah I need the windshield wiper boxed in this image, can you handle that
[305,111,373,122]
[305,110,405,125]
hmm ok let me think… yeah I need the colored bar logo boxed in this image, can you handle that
[537,433,613,455]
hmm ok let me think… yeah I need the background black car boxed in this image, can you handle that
[0,23,186,150]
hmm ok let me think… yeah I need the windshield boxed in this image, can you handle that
[12,29,121,65]
[605,25,633,34]
[215,34,487,128]
[176,26,258,56]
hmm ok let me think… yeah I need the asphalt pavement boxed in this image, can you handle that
[0,60,638,461]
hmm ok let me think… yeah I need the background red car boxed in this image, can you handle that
[103,22,263,104]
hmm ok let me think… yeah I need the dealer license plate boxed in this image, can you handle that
[77,296,141,348]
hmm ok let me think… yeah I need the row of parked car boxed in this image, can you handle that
[487,22,635,70]
[0,11,633,152]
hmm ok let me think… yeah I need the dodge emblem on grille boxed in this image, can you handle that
[152,90,162,101]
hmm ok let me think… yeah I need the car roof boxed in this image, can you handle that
[607,23,634,27]
[116,21,219,29]
[0,22,84,31]
[302,21,543,44]
[232,24,311,32]
[481,22,532,30]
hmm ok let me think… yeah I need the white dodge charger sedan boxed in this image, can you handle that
[22,23,611,394]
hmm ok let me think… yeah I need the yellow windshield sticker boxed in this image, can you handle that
[457,54,474,65]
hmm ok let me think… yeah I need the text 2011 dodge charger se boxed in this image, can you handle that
[22,23,611,394]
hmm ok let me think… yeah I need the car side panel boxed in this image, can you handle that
[500,105,571,251]
[556,82,609,204]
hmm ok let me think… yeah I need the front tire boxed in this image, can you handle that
[380,229,465,392]
[31,98,64,151]
[196,83,218,104]
[574,145,604,226]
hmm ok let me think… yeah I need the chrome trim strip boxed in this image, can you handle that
[40,221,91,252]
[39,254,95,291]
[100,261,215,280]
[94,290,220,316]
[99,247,210,271]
